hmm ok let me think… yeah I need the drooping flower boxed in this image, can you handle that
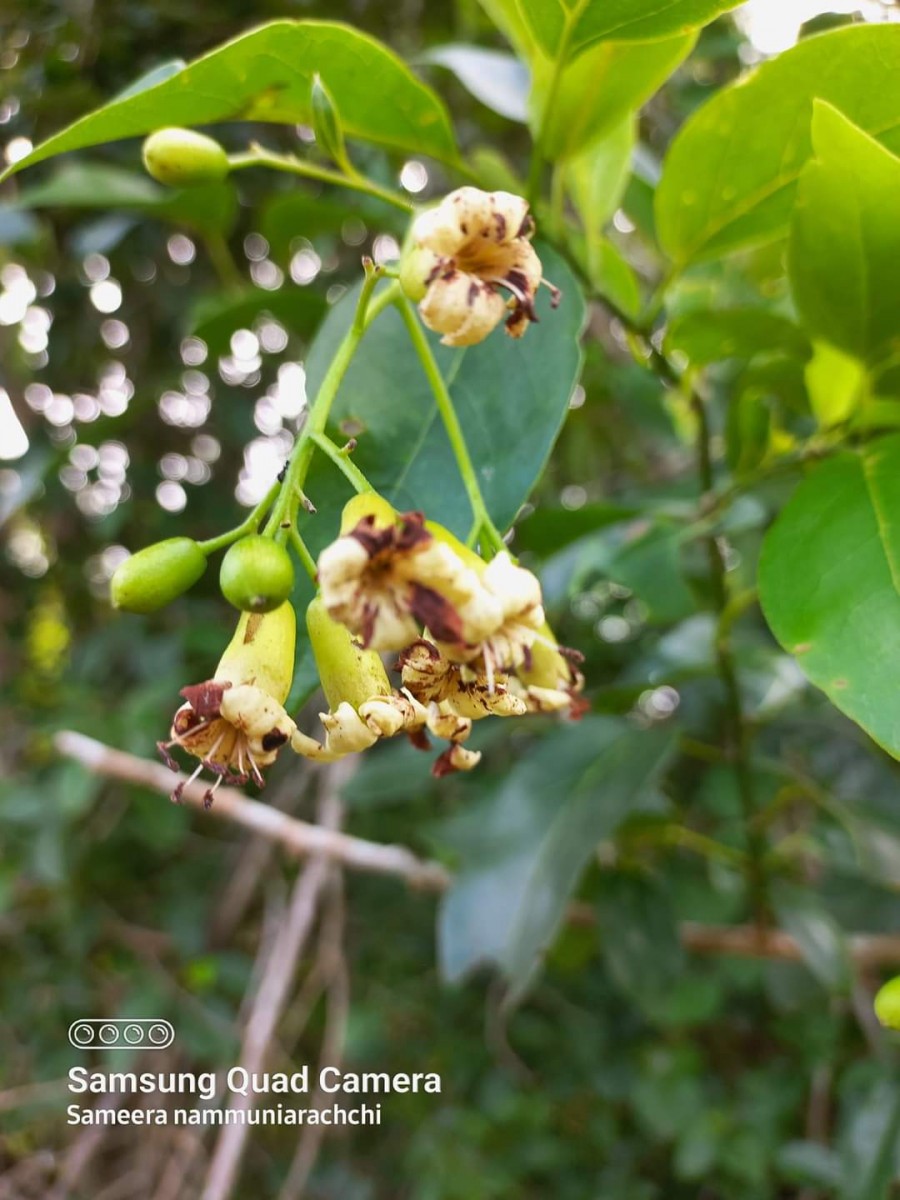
[399,638,526,720]
[399,186,558,347]
[158,601,300,806]
[511,625,588,719]
[304,596,480,775]
[317,500,500,655]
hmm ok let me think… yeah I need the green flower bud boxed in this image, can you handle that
[110,538,207,613]
[875,976,900,1030]
[219,535,295,613]
[306,595,392,712]
[142,127,229,187]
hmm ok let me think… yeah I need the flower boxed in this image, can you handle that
[317,504,500,654]
[400,187,558,347]
[158,602,299,806]
[399,639,526,720]
[458,551,546,689]
[304,596,480,775]
[512,627,588,718]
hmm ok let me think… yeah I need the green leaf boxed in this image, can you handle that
[725,390,771,477]
[310,73,348,169]
[804,341,867,430]
[790,102,900,369]
[532,33,695,160]
[567,117,642,314]
[838,1078,900,1200]
[665,308,811,367]
[567,116,635,238]
[422,45,529,123]
[301,245,585,544]
[596,873,686,1009]
[438,717,676,998]
[0,21,458,183]
[14,162,237,237]
[587,237,642,320]
[521,0,742,56]
[657,24,900,265]
[770,880,851,992]
[759,438,900,759]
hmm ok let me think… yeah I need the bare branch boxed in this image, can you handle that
[54,731,450,891]
[199,767,349,1200]
[55,731,900,969]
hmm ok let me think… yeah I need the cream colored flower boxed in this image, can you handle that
[400,638,526,720]
[511,628,588,718]
[317,509,501,654]
[158,603,299,805]
[303,594,480,774]
[400,187,557,347]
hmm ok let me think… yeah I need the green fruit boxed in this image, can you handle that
[875,976,900,1029]
[219,536,295,613]
[142,127,229,187]
[110,538,207,613]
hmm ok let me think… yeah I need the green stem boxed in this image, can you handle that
[395,295,506,556]
[263,271,400,539]
[196,481,280,556]
[690,387,767,927]
[203,232,243,293]
[229,144,414,214]
[288,527,318,582]
[527,3,580,206]
[310,432,374,494]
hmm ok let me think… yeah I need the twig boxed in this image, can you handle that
[54,731,451,891]
[200,768,350,1200]
[55,732,900,968]
[278,867,350,1200]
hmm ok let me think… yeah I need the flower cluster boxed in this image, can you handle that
[159,497,584,800]
[399,187,559,347]
[314,496,584,774]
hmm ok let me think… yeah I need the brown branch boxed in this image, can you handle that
[55,732,900,969]
[54,731,450,891]
[200,768,349,1200]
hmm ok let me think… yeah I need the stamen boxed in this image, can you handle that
[203,775,224,810]
[172,759,205,804]
[245,747,266,789]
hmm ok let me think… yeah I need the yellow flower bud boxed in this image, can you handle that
[306,596,391,712]
[214,601,296,704]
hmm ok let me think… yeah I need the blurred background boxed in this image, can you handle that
[4,2,900,1198]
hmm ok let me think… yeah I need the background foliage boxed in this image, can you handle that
[4,1,900,1197]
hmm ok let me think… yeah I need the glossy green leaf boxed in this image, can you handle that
[759,439,900,758]
[438,718,676,998]
[790,103,900,368]
[532,33,695,160]
[14,162,237,236]
[521,0,743,55]
[0,21,458,183]
[657,25,900,265]
[300,246,585,544]
[423,45,529,122]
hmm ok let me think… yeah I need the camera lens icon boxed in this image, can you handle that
[67,1019,174,1051]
